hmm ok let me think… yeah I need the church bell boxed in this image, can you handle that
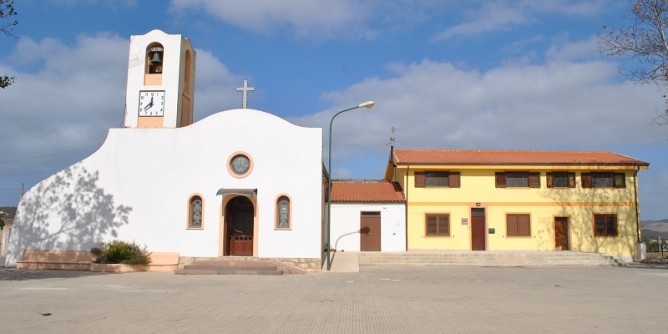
[151,51,162,64]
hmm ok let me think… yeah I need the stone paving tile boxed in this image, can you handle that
[0,266,666,333]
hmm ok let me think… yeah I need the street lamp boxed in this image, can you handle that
[326,100,375,271]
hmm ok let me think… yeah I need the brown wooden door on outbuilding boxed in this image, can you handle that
[361,212,381,251]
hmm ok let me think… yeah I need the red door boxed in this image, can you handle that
[471,208,486,251]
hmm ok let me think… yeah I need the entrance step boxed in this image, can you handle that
[176,258,291,275]
[358,251,619,267]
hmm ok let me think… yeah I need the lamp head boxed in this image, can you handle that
[358,101,375,109]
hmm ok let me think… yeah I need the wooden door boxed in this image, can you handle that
[555,217,569,251]
[360,212,381,251]
[226,196,254,256]
[471,208,486,251]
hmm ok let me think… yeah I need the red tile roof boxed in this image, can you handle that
[332,180,405,203]
[393,149,649,167]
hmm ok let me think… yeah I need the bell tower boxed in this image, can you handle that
[124,29,196,128]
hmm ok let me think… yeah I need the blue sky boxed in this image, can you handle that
[0,0,666,219]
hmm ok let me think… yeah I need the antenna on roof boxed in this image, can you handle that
[387,126,406,147]
[388,126,406,182]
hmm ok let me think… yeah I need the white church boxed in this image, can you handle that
[5,30,397,270]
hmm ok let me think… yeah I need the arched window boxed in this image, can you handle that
[276,196,290,229]
[146,43,164,74]
[189,195,203,228]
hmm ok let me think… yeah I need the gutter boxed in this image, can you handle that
[633,167,641,243]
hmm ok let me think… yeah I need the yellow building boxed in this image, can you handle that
[385,149,649,262]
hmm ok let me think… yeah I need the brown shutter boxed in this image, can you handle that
[495,172,506,188]
[568,172,576,188]
[528,172,541,188]
[546,172,553,188]
[518,215,531,236]
[613,173,626,188]
[414,171,426,188]
[581,173,592,188]
[449,172,461,188]
[506,215,517,236]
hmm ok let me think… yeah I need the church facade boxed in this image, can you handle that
[5,30,324,269]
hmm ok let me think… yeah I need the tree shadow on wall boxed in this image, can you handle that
[7,164,131,263]
[536,185,637,259]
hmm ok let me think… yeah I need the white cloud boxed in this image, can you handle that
[170,0,373,39]
[45,0,137,7]
[546,35,599,62]
[433,0,605,40]
[191,49,241,118]
[293,51,666,171]
[433,2,531,41]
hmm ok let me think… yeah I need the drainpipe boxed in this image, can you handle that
[405,165,410,252]
[633,167,641,243]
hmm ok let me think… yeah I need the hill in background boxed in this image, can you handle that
[641,219,668,239]
[0,207,16,218]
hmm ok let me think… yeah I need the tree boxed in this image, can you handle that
[0,0,17,89]
[599,0,668,124]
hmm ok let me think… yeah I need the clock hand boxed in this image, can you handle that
[144,97,154,111]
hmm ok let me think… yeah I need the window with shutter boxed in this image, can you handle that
[506,214,531,237]
[593,214,618,237]
[547,172,575,188]
[425,214,450,236]
[415,171,461,188]
[583,172,626,189]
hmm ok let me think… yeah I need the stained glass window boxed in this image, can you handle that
[277,196,290,229]
[190,196,202,228]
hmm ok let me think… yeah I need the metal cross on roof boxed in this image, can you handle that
[236,79,255,109]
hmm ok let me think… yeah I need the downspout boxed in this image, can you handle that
[405,165,410,252]
[633,167,641,243]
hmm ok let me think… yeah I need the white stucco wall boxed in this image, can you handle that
[6,109,322,266]
[330,203,406,252]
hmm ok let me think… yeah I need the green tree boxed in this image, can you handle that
[599,0,668,124]
[0,0,17,89]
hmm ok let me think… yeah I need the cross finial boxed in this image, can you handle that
[236,79,255,109]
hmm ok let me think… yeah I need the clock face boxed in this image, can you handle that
[230,154,251,175]
[138,91,165,116]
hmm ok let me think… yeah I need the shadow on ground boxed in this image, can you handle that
[0,268,109,281]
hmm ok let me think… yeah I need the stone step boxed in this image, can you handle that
[175,258,285,275]
[175,267,283,275]
[358,251,618,267]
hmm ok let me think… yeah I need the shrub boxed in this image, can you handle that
[91,240,151,266]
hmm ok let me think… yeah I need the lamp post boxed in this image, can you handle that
[326,100,375,271]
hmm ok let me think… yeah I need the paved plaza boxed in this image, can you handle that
[0,265,666,333]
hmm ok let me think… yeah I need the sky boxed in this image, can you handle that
[0,0,666,219]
